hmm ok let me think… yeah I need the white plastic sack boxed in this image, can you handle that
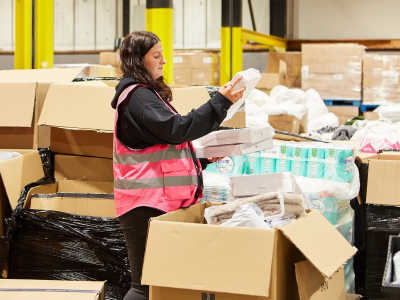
[220,203,270,229]
[304,88,328,121]
[307,112,339,132]
[375,104,400,123]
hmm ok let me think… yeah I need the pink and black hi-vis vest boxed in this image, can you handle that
[113,84,203,217]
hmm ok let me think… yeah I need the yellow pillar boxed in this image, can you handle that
[34,0,53,69]
[15,0,32,69]
[220,27,242,85]
[146,0,173,84]
[220,0,243,85]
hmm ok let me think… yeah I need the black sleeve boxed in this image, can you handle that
[199,158,209,170]
[127,87,232,145]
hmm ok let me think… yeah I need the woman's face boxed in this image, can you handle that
[143,42,166,80]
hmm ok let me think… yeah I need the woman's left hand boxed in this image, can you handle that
[207,157,225,163]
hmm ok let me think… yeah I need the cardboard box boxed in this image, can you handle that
[0,279,105,300]
[142,203,356,300]
[363,54,400,104]
[268,113,307,134]
[357,152,400,206]
[327,106,359,125]
[268,52,301,88]
[173,50,220,85]
[0,150,45,211]
[362,111,379,120]
[302,44,364,100]
[38,84,115,158]
[0,150,114,216]
[0,68,83,149]
[99,51,122,76]
[257,61,287,94]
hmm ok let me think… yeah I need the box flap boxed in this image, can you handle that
[0,150,45,209]
[142,220,275,297]
[0,83,36,127]
[0,68,83,83]
[280,211,357,278]
[54,154,113,181]
[295,260,345,300]
[0,279,105,300]
[366,158,400,205]
[171,87,210,115]
[38,84,115,132]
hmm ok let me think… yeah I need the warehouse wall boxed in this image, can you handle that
[292,0,400,39]
[0,0,270,52]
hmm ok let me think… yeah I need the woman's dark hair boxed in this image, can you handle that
[120,31,172,102]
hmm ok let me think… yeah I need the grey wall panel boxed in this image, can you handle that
[96,0,116,49]
[54,0,74,51]
[0,0,13,51]
[75,0,96,50]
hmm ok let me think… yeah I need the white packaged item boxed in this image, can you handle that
[393,250,400,283]
[230,172,302,198]
[224,68,261,121]
[0,151,21,162]
[194,126,274,147]
[193,138,273,159]
[220,203,270,229]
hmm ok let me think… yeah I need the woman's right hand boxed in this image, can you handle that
[218,76,246,104]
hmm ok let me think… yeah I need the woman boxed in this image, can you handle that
[111,31,245,300]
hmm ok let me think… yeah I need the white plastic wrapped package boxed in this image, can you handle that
[375,104,400,123]
[220,203,270,229]
[224,68,261,121]
[0,151,21,162]
[199,170,232,203]
[307,112,339,132]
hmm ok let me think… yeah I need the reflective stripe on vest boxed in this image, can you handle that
[113,84,202,217]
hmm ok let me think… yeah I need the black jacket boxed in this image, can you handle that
[111,77,232,168]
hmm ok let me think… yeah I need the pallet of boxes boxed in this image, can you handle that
[302,43,363,125]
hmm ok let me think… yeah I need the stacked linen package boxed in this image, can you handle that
[192,126,274,158]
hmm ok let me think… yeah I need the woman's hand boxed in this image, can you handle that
[218,76,246,103]
[207,157,225,163]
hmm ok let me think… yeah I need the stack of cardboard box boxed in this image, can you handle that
[267,51,302,88]
[363,54,400,104]
[302,44,364,101]
[173,50,219,86]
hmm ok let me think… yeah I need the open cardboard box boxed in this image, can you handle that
[142,202,357,300]
[0,279,105,300]
[0,151,114,218]
[38,83,115,158]
[356,152,400,206]
[26,154,115,217]
[0,68,83,149]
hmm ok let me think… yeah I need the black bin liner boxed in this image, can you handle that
[353,202,400,299]
[6,149,130,300]
[382,235,400,300]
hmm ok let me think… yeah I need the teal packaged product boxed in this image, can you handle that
[306,147,325,179]
[276,144,293,172]
[324,148,336,181]
[258,156,276,174]
[292,146,308,177]
[206,155,246,175]
[244,152,261,175]
[334,149,353,182]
